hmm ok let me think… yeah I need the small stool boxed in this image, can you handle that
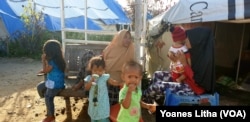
[164,89,219,106]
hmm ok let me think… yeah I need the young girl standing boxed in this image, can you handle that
[37,39,66,122]
[83,55,121,122]
[117,60,155,122]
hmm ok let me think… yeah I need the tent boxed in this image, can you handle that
[0,1,26,38]
[0,0,131,37]
[148,0,250,36]
[103,0,131,25]
[147,0,250,83]
[0,14,9,38]
[0,0,102,37]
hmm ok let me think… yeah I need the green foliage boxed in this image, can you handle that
[3,0,113,59]
[4,0,61,59]
[87,34,113,41]
[0,37,9,57]
[8,31,61,59]
[4,0,44,58]
[21,0,45,34]
[66,32,113,41]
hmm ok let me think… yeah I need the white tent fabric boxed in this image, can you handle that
[147,0,250,84]
[148,0,250,36]
[7,0,118,19]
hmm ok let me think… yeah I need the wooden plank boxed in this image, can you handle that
[64,97,72,120]
[57,88,86,98]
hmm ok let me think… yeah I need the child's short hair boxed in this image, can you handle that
[87,55,105,70]
[122,60,143,75]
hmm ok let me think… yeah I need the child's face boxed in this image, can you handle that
[91,65,105,76]
[175,39,186,45]
[121,67,142,87]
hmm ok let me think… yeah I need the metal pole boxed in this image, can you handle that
[235,24,245,84]
[60,0,66,55]
[84,0,87,41]
[141,0,147,70]
[134,0,143,62]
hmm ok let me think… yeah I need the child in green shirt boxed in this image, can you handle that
[117,60,156,122]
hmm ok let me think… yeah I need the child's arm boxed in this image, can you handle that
[41,54,52,74]
[84,77,95,91]
[120,84,136,109]
[72,80,84,91]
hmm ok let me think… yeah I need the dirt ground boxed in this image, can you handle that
[0,57,248,122]
[0,57,156,122]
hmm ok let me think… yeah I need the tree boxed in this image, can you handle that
[123,0,177,22]
[8,0,61,58]
[21,0,45,37]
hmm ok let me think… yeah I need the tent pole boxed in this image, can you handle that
[60,0,66,55]
[213,22,217,38]
[142,0,147,71]
[84,0,87,41]
[235,23,245,84]
[134,0,143,62]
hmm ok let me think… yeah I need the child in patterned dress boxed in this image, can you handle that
[84,55,121,122]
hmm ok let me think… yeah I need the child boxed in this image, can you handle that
[117,60,156,122]
[83,55,121,122]
[36,39,66,122]
[72,50,95,91]
[168,26,191,83]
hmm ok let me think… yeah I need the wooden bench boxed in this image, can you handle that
[38,74,88,120]
[57,89,87,120]
[57,43,108,119]
[56,76,88,120]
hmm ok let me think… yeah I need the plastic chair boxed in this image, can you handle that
[164,89,219,106]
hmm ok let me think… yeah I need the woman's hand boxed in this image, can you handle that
[148,104,156,114]
[168,51,177,62]
[176,50,188,66]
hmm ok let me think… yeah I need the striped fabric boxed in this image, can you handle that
[166,0,250,24]
[148,0,250,36]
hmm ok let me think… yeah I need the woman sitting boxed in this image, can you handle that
[142,26,216,105]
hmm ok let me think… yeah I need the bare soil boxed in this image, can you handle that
[0,57,249,122]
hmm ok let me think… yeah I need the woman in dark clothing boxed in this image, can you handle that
[142,26,216,104]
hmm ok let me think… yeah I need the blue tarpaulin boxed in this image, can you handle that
[0,0,131,36]
[103,0,131,25]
